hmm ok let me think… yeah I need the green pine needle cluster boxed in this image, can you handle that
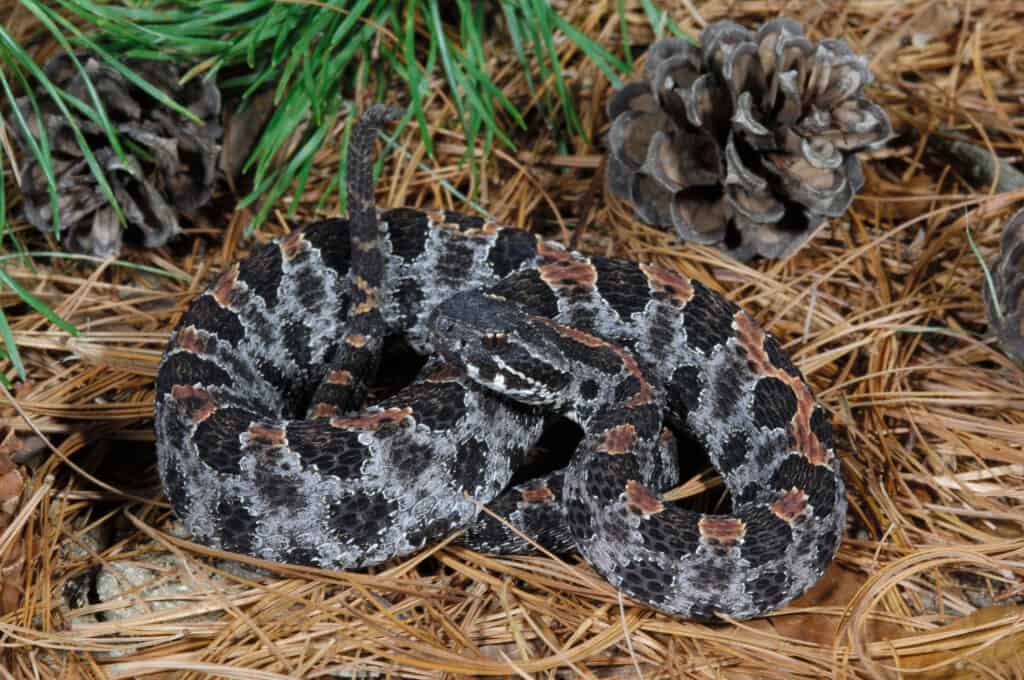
[0,0,687,386]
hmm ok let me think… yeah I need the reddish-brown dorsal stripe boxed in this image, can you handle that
[352,276,376,315]
[599,423,638,455]
[698,516,746,545]
[425,362,463,383]
[540,318,656,408]
[771,488,808,522]
[428,210,501,237]
[640,262,695,307]
[625,480,664,516]
[734,312,778,381]
[536,239,598,290]
[520,483,555,504]
[345,334,367,348]
[212,264,240,308]
[170,385,217,424]
[247,422,287,446]
[543,319,607,349]
[617,350,656,407]
[311,403,338,418]
[176,325,207,354]
[481,333,507,350]
[733,312,831,466]
[330,407,412,431]
[327,369,353,385]
[448,220,501,237]
[279,231,307,261]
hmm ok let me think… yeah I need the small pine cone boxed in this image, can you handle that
[10,51,222,256]
[606,18,892,260]
[984,208,1024,365]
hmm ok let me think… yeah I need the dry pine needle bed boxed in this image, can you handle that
[2,1,1024,678]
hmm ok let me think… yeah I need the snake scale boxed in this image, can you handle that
[155,107,846,620]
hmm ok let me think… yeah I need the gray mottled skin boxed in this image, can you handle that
[154,109,846,621]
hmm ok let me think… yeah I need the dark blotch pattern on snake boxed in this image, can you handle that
[154,108,846,620]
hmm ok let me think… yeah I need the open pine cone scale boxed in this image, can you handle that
[11,52,221,257]
[607,18,892,260]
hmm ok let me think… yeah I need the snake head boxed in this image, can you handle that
[427,290,571,406]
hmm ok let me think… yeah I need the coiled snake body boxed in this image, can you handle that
[155,108,845,620]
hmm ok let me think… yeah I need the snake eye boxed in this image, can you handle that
[482,333,507,350]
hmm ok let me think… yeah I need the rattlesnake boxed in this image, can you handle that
[155,107,845,620]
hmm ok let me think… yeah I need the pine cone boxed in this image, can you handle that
[10,51,222,256]
[984,208,1024,365]
[606,18,893,260]
[0,440,25,615]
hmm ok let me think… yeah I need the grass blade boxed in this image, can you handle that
[0,268,80,337]
[0,41,60,235]
[967,225,1002,321]
[0,28,126,230]
[0,305,23,382]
